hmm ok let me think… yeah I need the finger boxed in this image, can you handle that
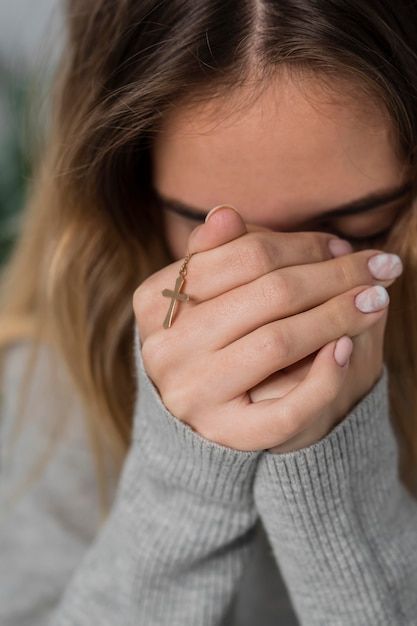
[210,283,388,398]
[237,337,352,451]
[185,229,353,302]
[188,203,288,253]
[152,200,354,307]
[349,310,387,386]
[203,337,351,451]
[182,249,399,351]
[187,204,248,253]
[142,228,354,336]
[135,204,247,338]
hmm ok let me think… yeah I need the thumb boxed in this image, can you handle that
[187,204,248,254]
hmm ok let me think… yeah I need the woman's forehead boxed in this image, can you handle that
[152,76,404,228]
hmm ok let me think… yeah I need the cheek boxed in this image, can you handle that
[163,211,197,261]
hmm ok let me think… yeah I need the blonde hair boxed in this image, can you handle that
[2,0,417,521]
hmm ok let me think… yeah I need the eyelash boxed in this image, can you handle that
[162,199,408,245]
[184,217,391,245]
[329,226,392,246]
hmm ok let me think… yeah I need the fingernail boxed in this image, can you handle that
[205,204,238,223]
[368,252,403,280]
[354,285,389,312]
[334,335,353,367]
[328,238,354,257]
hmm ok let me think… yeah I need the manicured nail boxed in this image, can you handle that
[354,285,389,312]
[334,335,353,367]
[368,252,403,280]
[328,238,354,257]
[205,204,238,223]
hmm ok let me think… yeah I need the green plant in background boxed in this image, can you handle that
[0,57,36,268]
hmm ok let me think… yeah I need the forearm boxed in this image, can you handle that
[49,326,261,626]
[253,365,417,625]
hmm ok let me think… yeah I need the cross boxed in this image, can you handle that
[161,274,190,328]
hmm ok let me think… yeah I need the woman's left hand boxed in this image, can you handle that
[250,310,387,453]
[244,221,389,454]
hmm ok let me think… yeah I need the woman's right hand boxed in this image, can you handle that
[132,205,400,451]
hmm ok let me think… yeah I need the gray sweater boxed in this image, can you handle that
[0,322,416,626]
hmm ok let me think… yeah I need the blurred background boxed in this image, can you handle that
[0,0,63,267]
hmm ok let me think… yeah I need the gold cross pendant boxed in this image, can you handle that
[162,274,190,328]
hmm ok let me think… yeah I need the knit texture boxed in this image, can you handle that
[0,322,416,625]
[254,365,417,625]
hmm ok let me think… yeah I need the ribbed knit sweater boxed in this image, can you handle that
[1,322,417,625]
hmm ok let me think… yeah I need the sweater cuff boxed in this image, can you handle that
[131,322,261,505]
[253,365,414,626]
[254,363,397,532]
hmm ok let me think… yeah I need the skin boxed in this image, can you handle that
[133,72,407,453]
[153,72,408,256]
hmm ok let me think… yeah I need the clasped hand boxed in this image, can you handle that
[133,206,402,453]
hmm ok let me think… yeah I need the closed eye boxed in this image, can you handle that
[318,199,412,247]
[329,225,393,246]
[159,192,410,247]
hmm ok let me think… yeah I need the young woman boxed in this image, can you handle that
[1,1,417,624]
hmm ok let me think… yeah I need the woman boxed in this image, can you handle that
[1,0,416,624]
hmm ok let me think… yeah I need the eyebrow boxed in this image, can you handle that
[155,180,413,223]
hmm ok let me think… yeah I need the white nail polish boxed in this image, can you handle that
[355,285,389,312]
[368,253,403,280]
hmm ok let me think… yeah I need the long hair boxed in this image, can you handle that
[2,0,417,518]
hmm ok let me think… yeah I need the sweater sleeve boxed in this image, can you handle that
[0,341,118,626]
[253,364,417,626]
[46,322,261,626]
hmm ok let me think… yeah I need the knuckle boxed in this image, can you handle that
[259,272,292,308]
[241,234,274,275]
[258,325,292,364]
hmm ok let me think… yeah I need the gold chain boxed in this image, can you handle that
[179,250,194,279]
